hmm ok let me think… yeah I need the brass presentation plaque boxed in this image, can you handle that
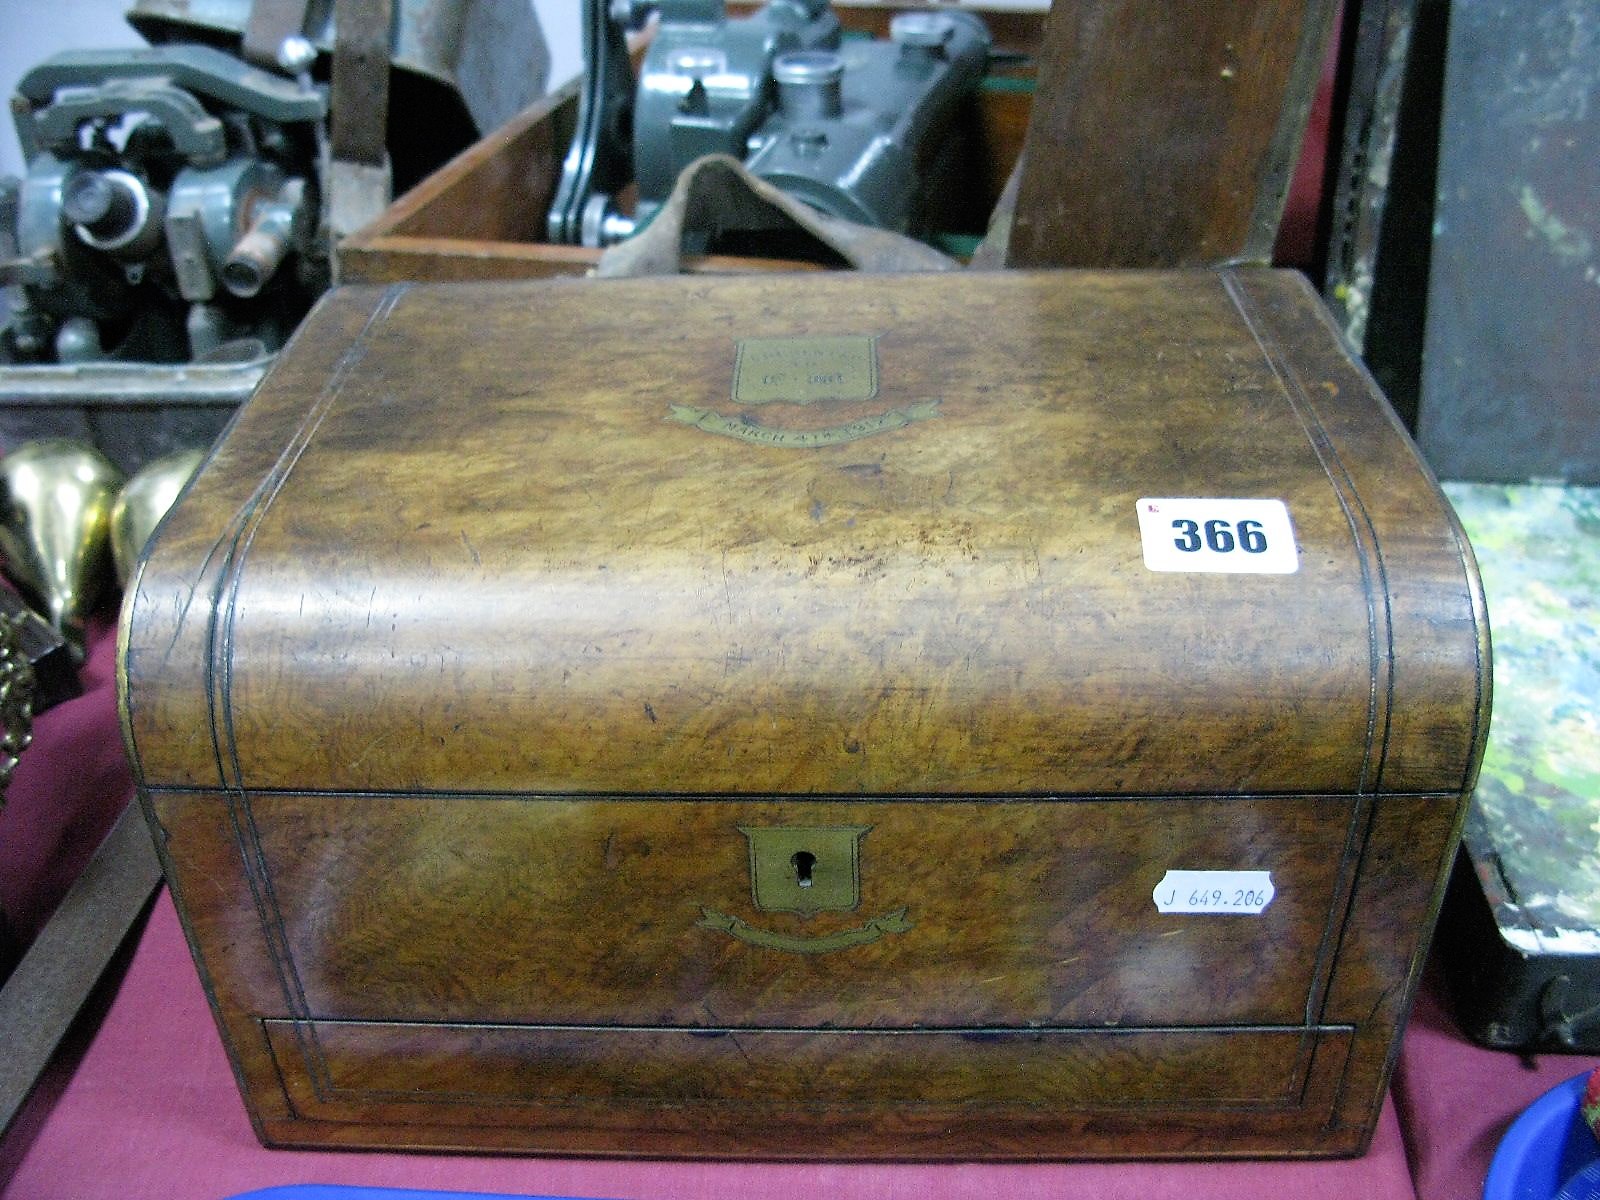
[732,336,879,406]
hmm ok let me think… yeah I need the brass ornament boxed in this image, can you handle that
[0,609,36,806]
[111,448,206,587]
[694,906,913,955]
[739,824,869,915]
[0,440,123,655]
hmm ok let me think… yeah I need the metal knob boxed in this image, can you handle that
[773,50,845,121]
[890,11,957,59]
[63,169,159,256]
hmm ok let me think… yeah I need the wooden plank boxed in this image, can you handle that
[339,235,824,282]
[1006,0,1339,268]
[348,80,580,245]
[0,804,162,1139]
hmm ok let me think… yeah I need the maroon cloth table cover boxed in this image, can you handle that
[0,611,131,954]
[1393,966,1600,1200]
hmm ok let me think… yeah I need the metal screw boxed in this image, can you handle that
[61,172,118,227]
[276,35,318,77]
[890,11,956,49]
[789,128,829,157]
[774,51,845,121]
[608,0,655,31]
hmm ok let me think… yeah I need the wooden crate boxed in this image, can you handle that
[339,3,1044,283]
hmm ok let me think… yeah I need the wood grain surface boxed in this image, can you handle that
[231,794,1358,1028]
[123,270,1486,799]
[120,267,1488,1157]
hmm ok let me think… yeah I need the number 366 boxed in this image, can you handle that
[1172,518,1268,554]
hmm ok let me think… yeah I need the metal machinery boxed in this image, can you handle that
[1,0,551,373]
[1,45,327,367]
[549,0,991,248]
[124,0,549,175]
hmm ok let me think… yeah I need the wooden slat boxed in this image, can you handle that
[0,803,162,1139]
[1005,0,1339,268]
[349,79,580,244]
[339,235,823,282]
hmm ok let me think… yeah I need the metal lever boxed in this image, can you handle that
[547,0,643,245]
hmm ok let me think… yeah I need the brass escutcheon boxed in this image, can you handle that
[692,825,914,955]
[739,824,868,915]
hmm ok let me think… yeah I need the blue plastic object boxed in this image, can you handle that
[227,1189,603,1200]
[1485,1072,1600,1200]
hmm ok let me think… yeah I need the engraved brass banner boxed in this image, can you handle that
[666,400,940,448]
[695,906,914,955]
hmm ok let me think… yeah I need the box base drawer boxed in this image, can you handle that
[258,1018,1361,1158]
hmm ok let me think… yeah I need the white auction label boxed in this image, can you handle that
[1153,870,1276,915]
[1136,498,1299,574]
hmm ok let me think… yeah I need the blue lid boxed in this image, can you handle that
[226,1188,607,1200]
[1485,1072,1600,1200]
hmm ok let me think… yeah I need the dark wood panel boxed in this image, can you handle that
[271,1019,1332,1110]
[142,780,1449,1157]
[1321,793,1466,1138]
[1006,0,1339,267]
[262,1019,1357,1158]
[246,794,1356,1029]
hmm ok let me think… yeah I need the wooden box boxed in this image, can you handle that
[118,267,1489,1158]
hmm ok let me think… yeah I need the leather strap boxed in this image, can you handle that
[331,0,393,169]
[595,155,957,278]
[242,0,312,71]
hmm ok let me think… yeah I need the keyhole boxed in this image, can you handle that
[792,850,817,888]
